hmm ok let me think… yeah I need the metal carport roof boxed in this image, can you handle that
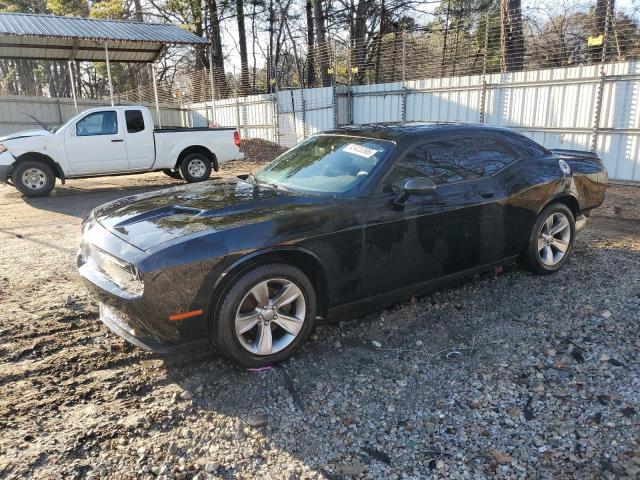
[0,13,209,63]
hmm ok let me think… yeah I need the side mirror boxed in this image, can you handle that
[404,177,436,195]
[394,177,436,207]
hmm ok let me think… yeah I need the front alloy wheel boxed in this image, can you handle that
[235,278,306,356]
[214,263,317,368]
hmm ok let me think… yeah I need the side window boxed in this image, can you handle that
[500,132,549,159]
[464,137,518,176]
[76,111,117,136]
[384,139,479,189]
[125,110,145,133]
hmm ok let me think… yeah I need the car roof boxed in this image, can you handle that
[321,122,515,142]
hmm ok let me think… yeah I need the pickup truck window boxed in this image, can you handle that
[77,111,118,136]
[125,110,145,133]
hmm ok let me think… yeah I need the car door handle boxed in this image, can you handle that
[479,190,494,199]
[111,139,124,142]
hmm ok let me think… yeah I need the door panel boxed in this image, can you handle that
[65,110,128,174]
[363,176,503,299]
[124,109,155,170]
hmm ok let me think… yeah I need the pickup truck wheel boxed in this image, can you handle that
[179,153,212,183]
[162,169,182,180]
[12,160,55,197]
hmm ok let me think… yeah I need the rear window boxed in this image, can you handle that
[125,110,145,133]
[501,132,549,158]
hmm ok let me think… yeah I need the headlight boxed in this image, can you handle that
[0,144,6,154]
[81,243,144,297]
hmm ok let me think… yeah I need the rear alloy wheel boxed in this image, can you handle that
[12,160,56,197]
[522,203,575,274]
[214,263,317,367]
[179,153,212,183]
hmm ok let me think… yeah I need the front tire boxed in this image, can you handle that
[214,263,317,368]
[179,153,212,183]
[162,169,182,180]
[521,203,575,275]
[12,160,56,197]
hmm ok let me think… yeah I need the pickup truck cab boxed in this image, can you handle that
[0,105,243,197]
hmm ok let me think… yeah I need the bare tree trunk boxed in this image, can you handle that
[500,0,525,72]
[441,0,451,76]
[351,0,370,84]
[236,0,250,95]
[305,0,316,86]
[251,0,258,91]
[313,0,331,86]
[132,0,150,86]
[208,0,229,97]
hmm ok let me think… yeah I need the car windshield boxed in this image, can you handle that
[254,135,393,194]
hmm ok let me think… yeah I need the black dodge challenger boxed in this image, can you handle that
[78,124,607,367]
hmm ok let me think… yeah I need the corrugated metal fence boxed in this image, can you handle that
[1,61,638,181]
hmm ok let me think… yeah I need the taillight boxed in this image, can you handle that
[234,130,240,147]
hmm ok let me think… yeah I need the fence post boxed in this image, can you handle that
[271,82,280,146]
[590,0,613,152]
[235,93,241,139]
[332,40,339,128]
[301,90,307,139]
[479,11,490,124]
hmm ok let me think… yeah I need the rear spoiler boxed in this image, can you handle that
[550,148,600,160]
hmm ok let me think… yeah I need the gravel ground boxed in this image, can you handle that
[0,151,639,479]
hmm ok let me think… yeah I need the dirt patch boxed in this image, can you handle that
[240,138,287,164]
[0,169,639,479]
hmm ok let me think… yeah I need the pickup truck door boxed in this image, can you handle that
[123,109,155,170]
[65,110,128,174]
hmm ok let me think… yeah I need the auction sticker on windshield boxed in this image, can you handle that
[343,143,378,158]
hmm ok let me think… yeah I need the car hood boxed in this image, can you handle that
[94,178,331,251]
[0,129,51,142]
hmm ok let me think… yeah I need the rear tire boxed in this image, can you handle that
[12,160,55,197]
[162,169,182,180]
[179,153,212,183]
[214,263,317,368]
[521,203,575,275]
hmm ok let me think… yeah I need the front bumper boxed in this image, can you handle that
[78,215,214,352]
[0,151,14,182]
[100,302,211,353]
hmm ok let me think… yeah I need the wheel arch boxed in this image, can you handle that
[210,247,330,325]
[541,194,580,219]
[175,145,218,172]
[14,152,65,181]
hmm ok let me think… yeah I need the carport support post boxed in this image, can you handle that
[151,64,162,128]
[104,42,114,106]
[67,60,78,114]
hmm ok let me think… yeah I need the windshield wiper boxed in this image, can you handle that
[22,112,52,132]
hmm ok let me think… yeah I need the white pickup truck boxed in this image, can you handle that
[0,105,243,197]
